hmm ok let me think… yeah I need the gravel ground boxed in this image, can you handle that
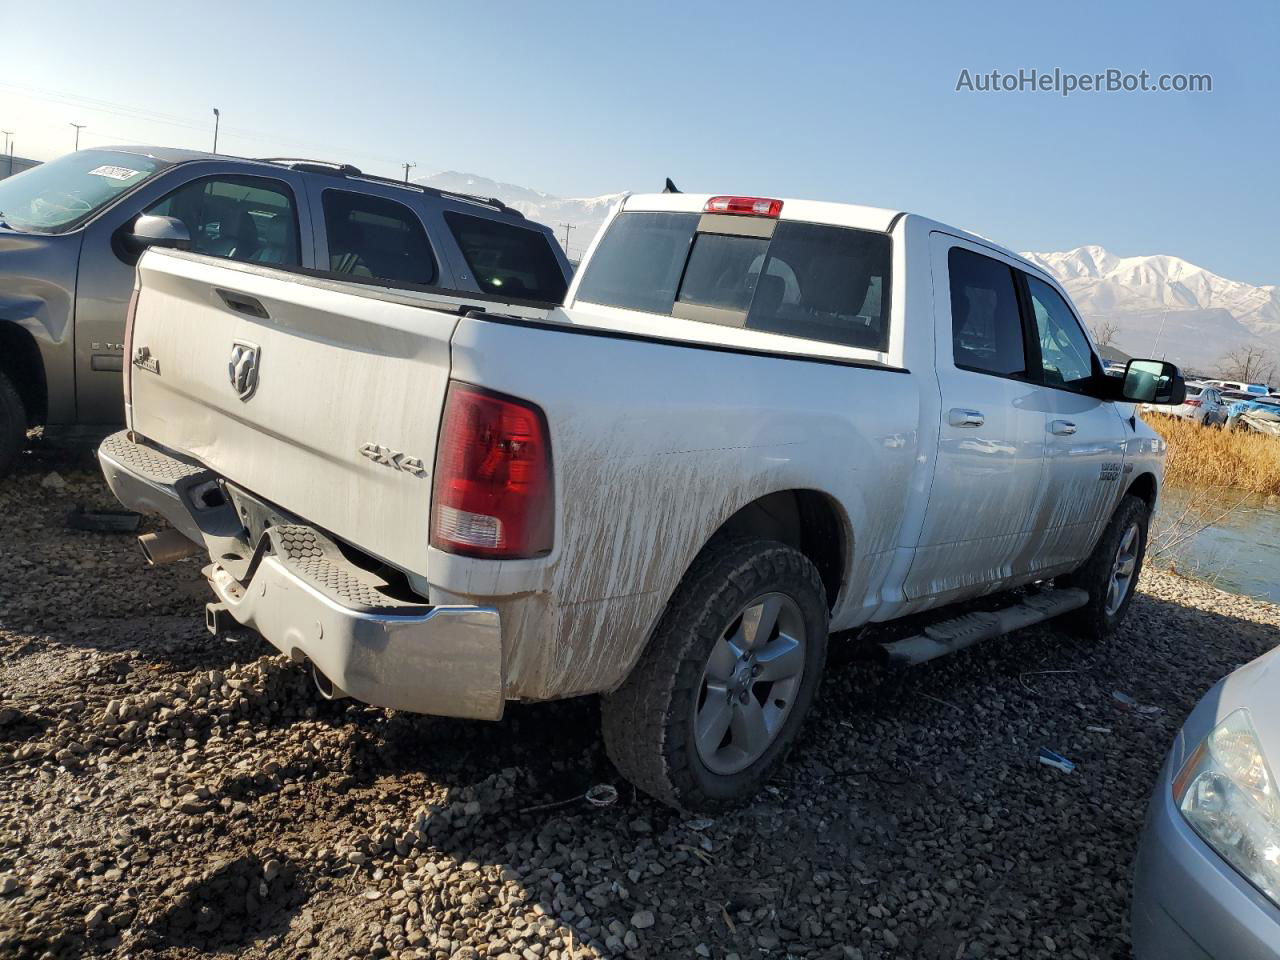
[1,440,1278,960]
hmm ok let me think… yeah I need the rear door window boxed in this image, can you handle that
[146,175,299,265]
[947,247,1026,377]
[322,189,436,286]
[443,211,568,302]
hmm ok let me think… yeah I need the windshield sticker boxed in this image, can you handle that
[86,165,142,181]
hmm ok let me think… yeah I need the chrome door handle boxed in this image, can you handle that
[948,408,985,428]
[1049,419,1078,436]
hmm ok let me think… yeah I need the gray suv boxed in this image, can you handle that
[0,146,571,476]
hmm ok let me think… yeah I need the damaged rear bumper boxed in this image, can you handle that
[97,431,505,720]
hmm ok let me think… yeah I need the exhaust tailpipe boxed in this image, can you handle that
[138,529,202,566]
[311,663,345,700]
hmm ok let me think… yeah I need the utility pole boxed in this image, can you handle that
[212,108,220,153]
[2,132,12,178]
[559,222,576,255]
[70,123,85,151]
[401,161,417,183]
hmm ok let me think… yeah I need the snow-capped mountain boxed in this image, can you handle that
[415,171,623,259]
[1021,245,1280,371]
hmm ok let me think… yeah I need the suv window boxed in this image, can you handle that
[948,247,1026,377]
[443,212,567,302]
[146,175,299,265]
[1025,275,1095,391]
[322,190,436,286]
[576,212,892,351]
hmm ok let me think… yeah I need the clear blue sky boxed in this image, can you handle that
[2,0,1276,284]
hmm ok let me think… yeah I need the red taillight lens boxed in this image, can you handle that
[430,383,554,559]
[122,285,140,413]
[1185,398,1201,407]
[704,196,783,218]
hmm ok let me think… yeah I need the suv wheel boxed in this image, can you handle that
[0,371,26,478]
[1060,495,1150,639]
[601,538,829,811]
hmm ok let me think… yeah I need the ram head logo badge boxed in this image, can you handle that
[228,341,261,402]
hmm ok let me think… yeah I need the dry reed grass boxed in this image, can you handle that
[1144,412,1280,496]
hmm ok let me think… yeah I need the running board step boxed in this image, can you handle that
[880,588,1089,667]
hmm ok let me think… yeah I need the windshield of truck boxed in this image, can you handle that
[574,211,892,352]
[0,149,168,232]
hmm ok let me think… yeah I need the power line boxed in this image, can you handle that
[559,222,576,252]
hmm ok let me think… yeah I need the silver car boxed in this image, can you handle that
[1132,643,1280,958]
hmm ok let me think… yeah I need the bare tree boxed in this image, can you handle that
[1216,344,1276,386]
[1089,317,1121,350]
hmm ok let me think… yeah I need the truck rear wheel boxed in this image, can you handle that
[0,371,25,478]
[601,538,829,811]
[1060,494,1150,640]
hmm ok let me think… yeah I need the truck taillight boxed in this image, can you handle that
[122,285,140,413]
[704,196,783,218]
[430,383,554,559]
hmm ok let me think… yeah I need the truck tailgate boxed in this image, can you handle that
[128,251,458,576]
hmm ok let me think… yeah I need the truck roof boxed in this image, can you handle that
[621,192,1037,275]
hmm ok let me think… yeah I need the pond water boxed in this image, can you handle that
[1152,486,1280,603]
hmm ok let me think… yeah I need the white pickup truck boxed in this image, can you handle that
[99,190,1185,810]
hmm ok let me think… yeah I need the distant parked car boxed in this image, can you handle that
[1226,396,1280,436]
[1103,360,1128,377]
[1145,382,1228,426]
[1204,379,1270,396]
[1131,643,1280,958]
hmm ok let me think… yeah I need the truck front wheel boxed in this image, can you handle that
[602,538,829,811]
[1060,494,1150,640]
[0,371,26,478]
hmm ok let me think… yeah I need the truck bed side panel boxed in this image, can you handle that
[433,316,922,700]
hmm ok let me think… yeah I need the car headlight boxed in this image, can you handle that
[1175,709,1280,908]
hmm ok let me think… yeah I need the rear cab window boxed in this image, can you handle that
[574,210,892,352]
[443,211,568,302]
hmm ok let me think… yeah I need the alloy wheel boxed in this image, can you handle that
[693,592,807,775]
[1106,522,1141,615]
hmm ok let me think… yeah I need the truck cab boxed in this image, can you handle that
[0,146,571,475]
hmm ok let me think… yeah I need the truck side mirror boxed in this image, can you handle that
[126,215,192,254]
[1120,358,1186,405]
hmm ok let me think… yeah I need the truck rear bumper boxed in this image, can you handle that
[97,431,505,721]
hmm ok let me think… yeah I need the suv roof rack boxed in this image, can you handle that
[255,158,522,218]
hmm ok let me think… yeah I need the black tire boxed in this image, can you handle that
[0,371,26,479]
[601,538,829,811]
[1060,495,1150,640]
